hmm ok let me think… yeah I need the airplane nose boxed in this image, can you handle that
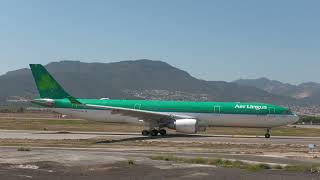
[290,114,299,124]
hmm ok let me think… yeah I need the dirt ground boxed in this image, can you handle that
[0,161,319,180]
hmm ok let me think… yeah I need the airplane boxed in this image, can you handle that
[29,64,299,138]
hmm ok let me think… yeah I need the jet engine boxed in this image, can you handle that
[167,119,206,134]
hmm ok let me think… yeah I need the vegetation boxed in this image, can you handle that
[203,126,320,137]
[0,107,25,113]
[284,164,320,173]
[150,155,274,172]
[0,117,141,132]
[298,116,320,124]
[0,139,99,148]
[150,155,320,172]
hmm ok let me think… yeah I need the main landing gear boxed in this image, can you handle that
[265,128,271,138]
[141,129,167,136]
[142,130,150,136]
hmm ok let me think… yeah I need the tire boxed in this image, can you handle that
[142,130,149,136]
[265,133,271,138]
[159,129,167,136]
[150,129,159,136]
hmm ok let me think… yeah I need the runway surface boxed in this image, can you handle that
[0,130,319,146]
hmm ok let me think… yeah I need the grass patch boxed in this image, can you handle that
[203,126,320,137]
[150,155,320,172]
[283,164,320,172]
[45,120,87,125]
[273,165,283,170]
[150,155,272,171]
[247,164,271,172]
[17,147,31,151]
[0,118,141,132]
[0,139,100,148]
[284,165,306,172]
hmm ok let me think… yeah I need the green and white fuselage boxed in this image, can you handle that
[29,64,299,137]
[35,98,297,128]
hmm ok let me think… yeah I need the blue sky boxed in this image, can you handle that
[0,0,319,84]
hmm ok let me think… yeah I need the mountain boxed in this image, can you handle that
[234,78,320,104]
[0,60,303,106]
[234,78,296,96]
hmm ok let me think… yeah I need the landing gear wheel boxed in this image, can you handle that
[159,129,167,136]
[142,130,150,136]
[265,128,271,138]
[150,129,159,136]
[265,133,271,138]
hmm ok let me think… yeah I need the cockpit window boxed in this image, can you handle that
[284,109,293,115]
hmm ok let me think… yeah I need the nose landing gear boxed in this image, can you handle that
[265,128,271,138]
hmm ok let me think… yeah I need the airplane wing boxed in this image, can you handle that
[66,97,195,123]
[84,104,194,122]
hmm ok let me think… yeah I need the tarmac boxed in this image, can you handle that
[0,130,319,179]
[0,129,319,145]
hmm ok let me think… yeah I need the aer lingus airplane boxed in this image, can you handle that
[29,64,299,138]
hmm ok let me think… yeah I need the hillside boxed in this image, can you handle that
[234,78,320,104]
[0,60,302,106]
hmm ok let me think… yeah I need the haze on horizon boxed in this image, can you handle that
[0,0,319,84]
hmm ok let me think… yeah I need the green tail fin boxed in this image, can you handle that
[29,64,71,99]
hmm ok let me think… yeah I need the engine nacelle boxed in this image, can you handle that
[168,119,206,134]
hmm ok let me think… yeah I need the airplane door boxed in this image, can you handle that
[72,104,78,109]
[269,107,275,114]
[213,105,221,121]
[214,106,221,113]
[267,107,277,122]
[134,103,141,110]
